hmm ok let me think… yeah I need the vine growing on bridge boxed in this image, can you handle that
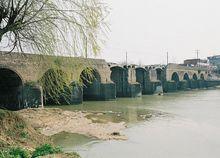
[38,58,99,105]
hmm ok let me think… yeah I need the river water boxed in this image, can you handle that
[52,88,220,158]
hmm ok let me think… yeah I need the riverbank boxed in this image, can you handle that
[0,107,127,157]
[17,108,127,140]
[0,109,80,158]
[0,109,48,150]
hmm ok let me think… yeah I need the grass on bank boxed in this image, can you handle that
[0,109,80,158]
[0,144,80,158]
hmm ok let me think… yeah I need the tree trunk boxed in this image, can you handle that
[0,31,3,42]
[0,29,8,42]
[0,30,7,43]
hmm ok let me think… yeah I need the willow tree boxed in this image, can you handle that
[0,0,108,105]
[0,0,108,56]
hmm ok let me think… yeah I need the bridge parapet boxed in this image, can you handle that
[0,52,112,83]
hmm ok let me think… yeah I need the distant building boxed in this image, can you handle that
[208,55,220,66]
[208,55,220,73]
[183,58,209,67]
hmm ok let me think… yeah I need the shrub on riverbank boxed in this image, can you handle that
[0,109,49,149]
[0,144,80,158]
[0,109,80,158]
[0,147,30,158]
[31,144,80,158]
[31,144,61,157]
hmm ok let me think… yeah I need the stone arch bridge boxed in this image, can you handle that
[166,63,208,81]
[0,52,115,110]
[164,63,210,91]
[0,52,219,110]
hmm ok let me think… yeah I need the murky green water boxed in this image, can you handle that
[53,88,220,158]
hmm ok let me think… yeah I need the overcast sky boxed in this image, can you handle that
[96,0,220,65]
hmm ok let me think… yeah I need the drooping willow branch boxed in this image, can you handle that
[0,0,108,105]
[0,0,109,56]
[39,66,99,105]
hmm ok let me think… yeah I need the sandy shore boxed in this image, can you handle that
[17,108,127,140]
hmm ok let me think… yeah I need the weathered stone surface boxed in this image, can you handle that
[1,52,220,110]
[0,52,116,109]
[206,80,220,87]
[179,80,189,90]
[23,82,43,108]
[163,81,178,93]
[166,63,208,81]
[100,83,116,100]
[110,65,142,97]
[0,52,113,83]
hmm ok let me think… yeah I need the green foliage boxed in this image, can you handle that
[15,122,26,129]
[0,0,108,56]
[79,67,100,90]
[38,60,99,105]
[0,147,29,158]
[0,146,80,158]
[20,131,29,139]
[31,144,62,158]
[65,152,81,158]
[5,121,27,138]
[9,147,29,158]
[0,141,7,149]
[0,109,7,120]
[39,68,72,105]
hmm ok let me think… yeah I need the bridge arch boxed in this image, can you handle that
[39,68,69,104]
[200,73,205,80]
[80,67,101,100]
[156,68,163,81]
[171,72,180,82]
[183,73,190,81]
[193,73,198,80]
[0,67,23,110]
[135,67,149,94]
[110,66,127,97]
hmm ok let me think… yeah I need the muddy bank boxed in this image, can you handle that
[17,108,127,140]
[0,109,49,150]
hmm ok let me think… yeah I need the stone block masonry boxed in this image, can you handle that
[0,52,220,110]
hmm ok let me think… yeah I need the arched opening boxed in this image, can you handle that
[182,73,191,89]
[156,68,163,81]
[136,68,148,94]
[39,69,70,105]
[190,73,199,89]
[111,66,126,97]
[171,72,179,82]
[198,73,206,88]
[0,68,23,110]
[200,74,205,80]
[80,68,101,100]
[183,73,190,81]
[193,73,198,80]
